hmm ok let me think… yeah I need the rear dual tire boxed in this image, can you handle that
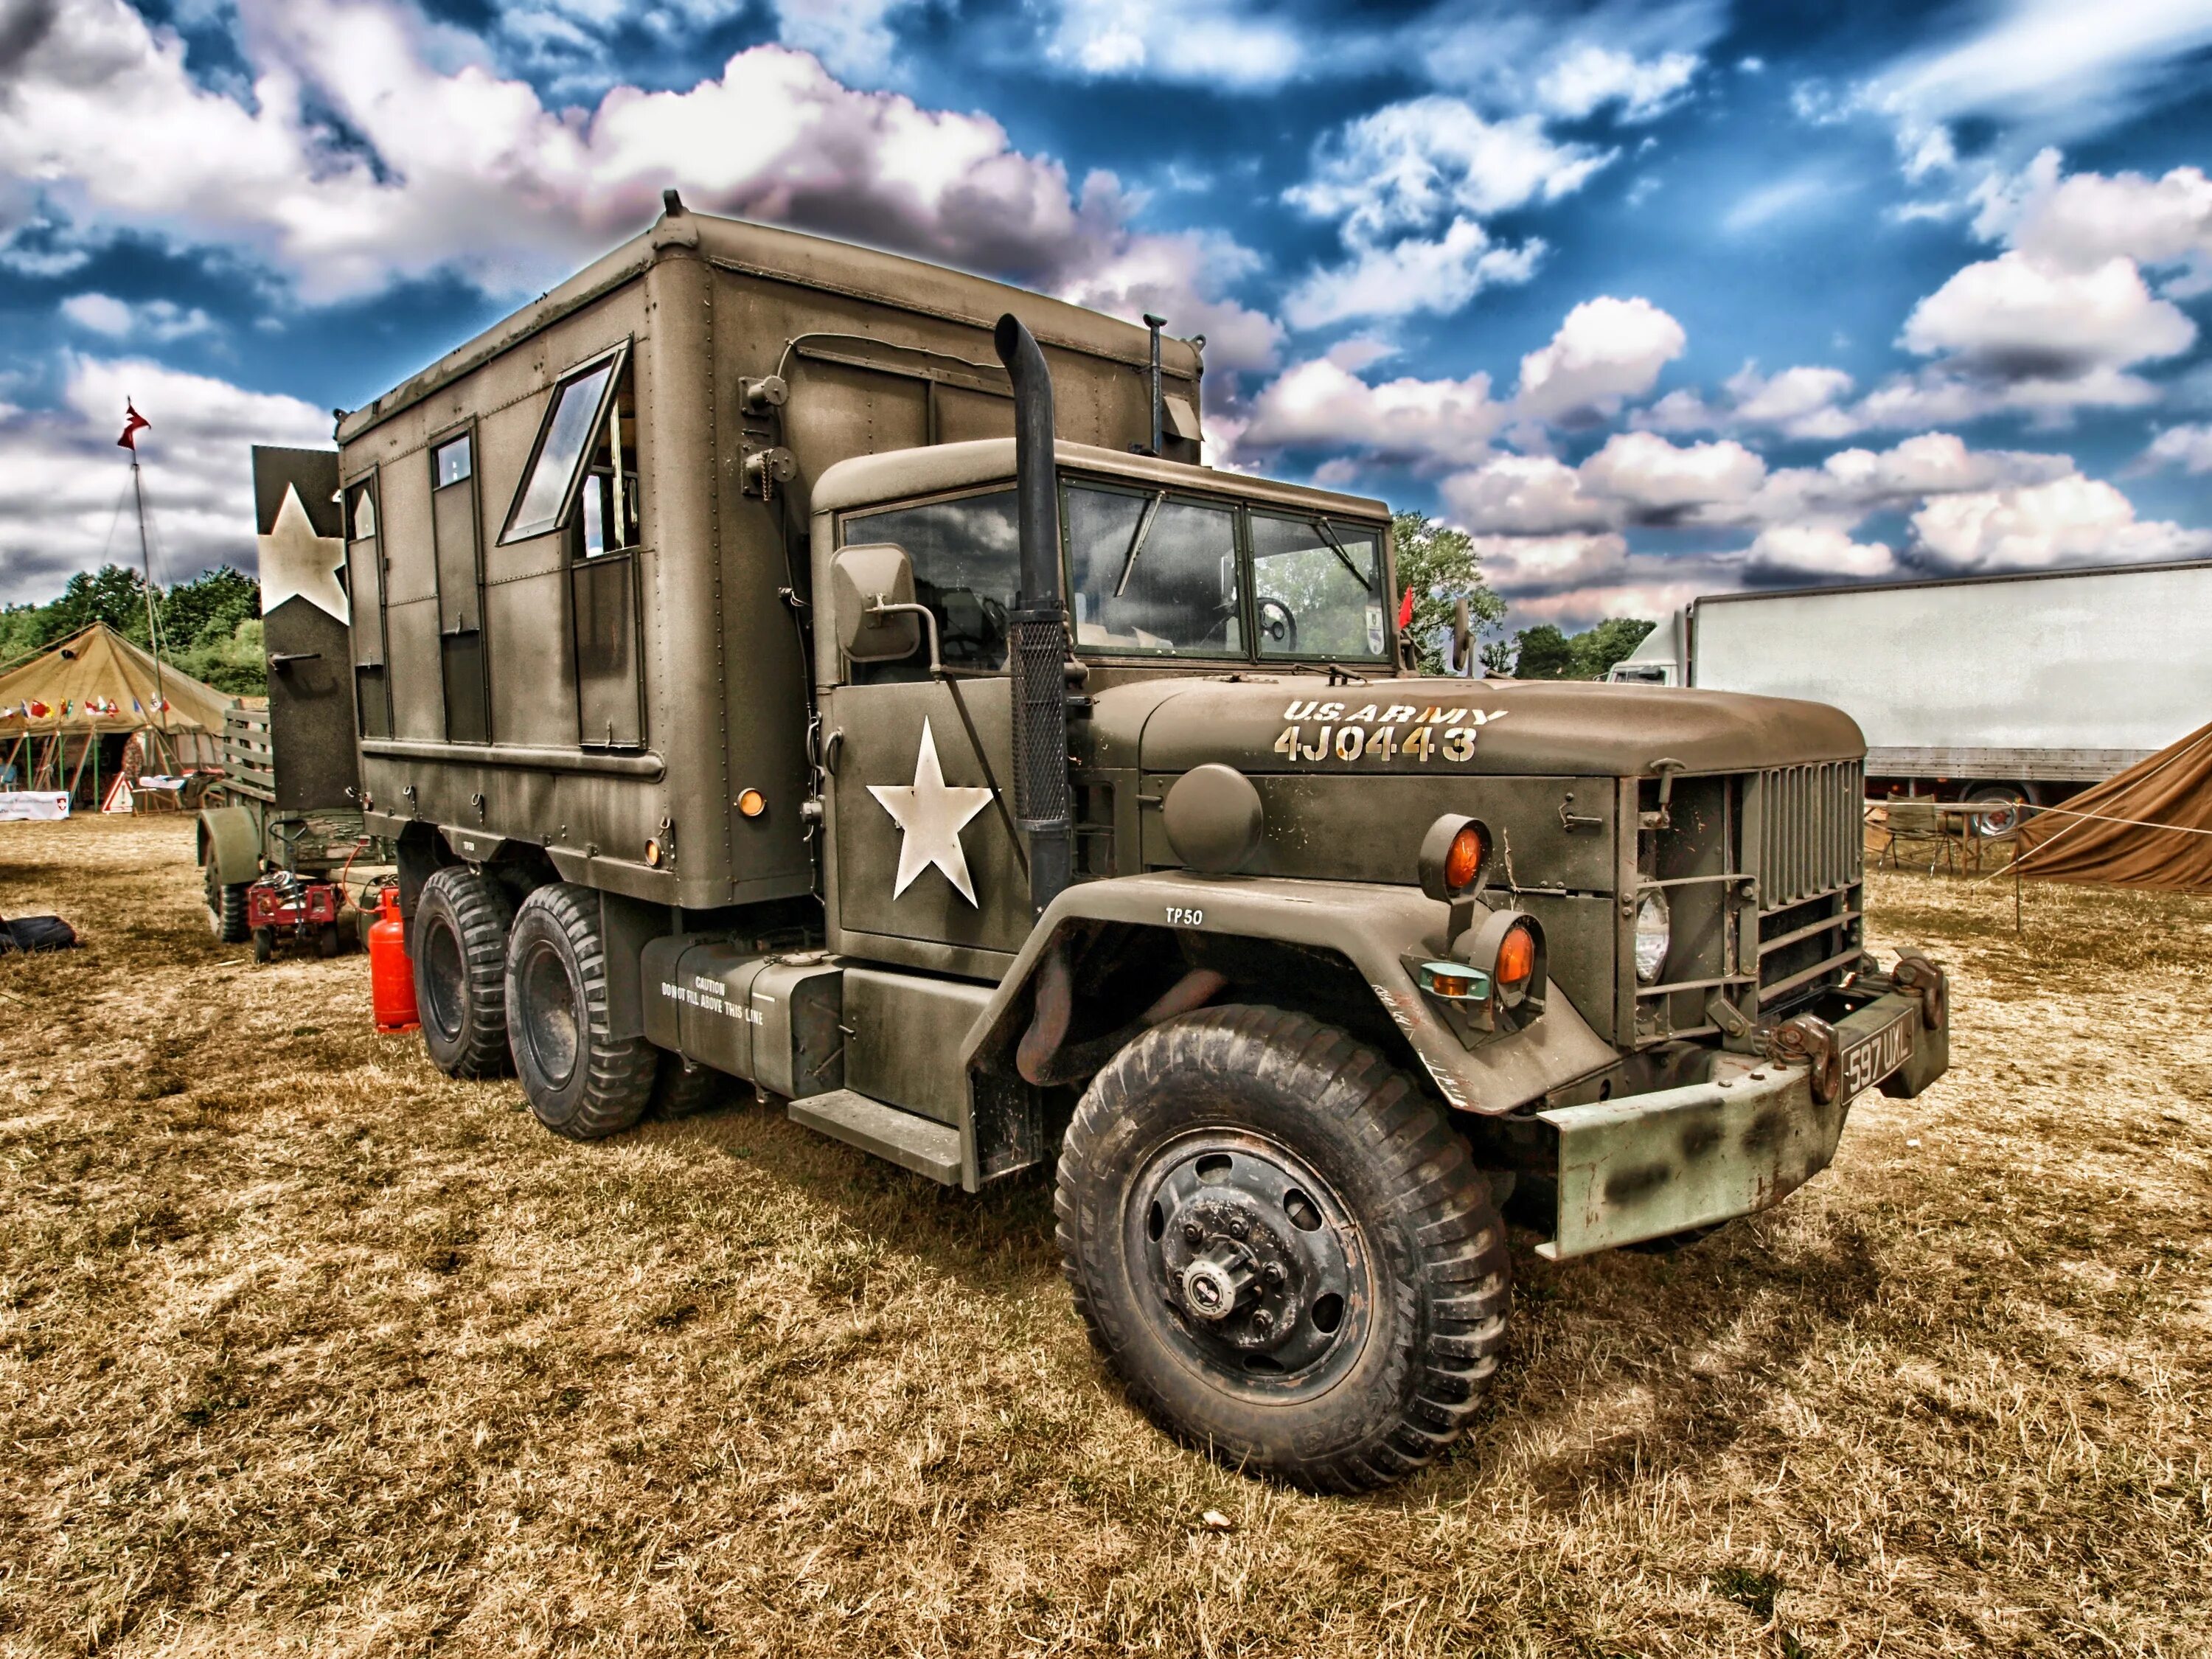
[1055,1005,1510,1492]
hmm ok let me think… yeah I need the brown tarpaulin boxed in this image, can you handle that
[2012,720,2212,891]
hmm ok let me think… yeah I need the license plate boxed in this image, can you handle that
[1842,1009,1916,1098]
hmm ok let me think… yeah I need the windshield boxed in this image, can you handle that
[1065,482,1241,655]
[1250,512,1386,661]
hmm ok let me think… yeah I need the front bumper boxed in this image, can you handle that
[1536,979,1944,1260]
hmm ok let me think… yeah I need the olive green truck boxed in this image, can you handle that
[307,195,1947,1490]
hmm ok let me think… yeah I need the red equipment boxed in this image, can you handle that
[368,886,420,1034]
[246,869,344,961]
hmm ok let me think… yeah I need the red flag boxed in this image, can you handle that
[1397,585,1416,630]
[117,400,150,451]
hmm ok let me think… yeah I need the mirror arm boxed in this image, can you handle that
[863,598,942,675]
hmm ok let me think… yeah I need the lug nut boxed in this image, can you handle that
[1183,1221,1204,1244]
[1262,1262,1284,1286]
[1227,1217,1248,1240]
[1251,1310,1274,1335]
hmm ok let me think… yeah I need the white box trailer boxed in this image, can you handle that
[1610,560,2212,824]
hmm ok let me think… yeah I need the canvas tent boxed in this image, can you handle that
[2012,720,2212,891]
[0,623,234,807]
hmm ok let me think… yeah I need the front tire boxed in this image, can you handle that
[414,868,516,1078]
[504,883,656,1141]
[1055,1005,1509,1492]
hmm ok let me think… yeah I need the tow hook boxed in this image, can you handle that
[1892,954,1947,1031]
[1771,1013,1843,1104]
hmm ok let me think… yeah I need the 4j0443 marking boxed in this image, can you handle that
[1275,723,1479,762]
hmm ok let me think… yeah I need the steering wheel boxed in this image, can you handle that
[1257,596,1298,650]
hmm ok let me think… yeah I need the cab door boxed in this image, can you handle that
[822,487,1033,970]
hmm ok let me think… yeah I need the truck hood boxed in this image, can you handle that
[1086,674,1865,777]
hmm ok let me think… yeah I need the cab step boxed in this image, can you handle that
[787,1089,961,1185]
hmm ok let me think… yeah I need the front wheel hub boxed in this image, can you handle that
[1180,1244,1257,1321]
[1130,1131,1364,1392]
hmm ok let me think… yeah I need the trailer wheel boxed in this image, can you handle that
[317,922,342,959]
[414,868,516,1079]
[504,882,656,1141]
[1963,782,2028,838]
[204,863,248,944]
[251,927,274,964]
[1055,1005,1510,1492]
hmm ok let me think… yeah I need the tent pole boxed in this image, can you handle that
[67,735,91,804]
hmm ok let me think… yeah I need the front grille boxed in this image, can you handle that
[1753,760,1863,1009]
[1759,759,1862,906]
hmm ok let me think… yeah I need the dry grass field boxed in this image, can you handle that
[1,815,2208,1657]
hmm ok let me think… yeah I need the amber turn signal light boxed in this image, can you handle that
[1443,823,1485,892]
[1417,813,1492,902]
[737,787,767,819]
[1494,922,1537,986]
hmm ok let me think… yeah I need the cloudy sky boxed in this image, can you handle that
[2,0,2211,628]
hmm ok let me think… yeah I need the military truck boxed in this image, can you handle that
[319,195,1947,1491]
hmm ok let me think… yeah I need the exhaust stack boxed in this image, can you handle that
[993,313,1074,917]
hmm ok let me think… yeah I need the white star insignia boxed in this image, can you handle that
[257,481,349,623]
[869,717,995,906]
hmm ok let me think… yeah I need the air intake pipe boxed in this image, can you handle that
[994,313,1074,917]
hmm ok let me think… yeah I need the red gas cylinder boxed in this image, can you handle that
[369,886,420,1034]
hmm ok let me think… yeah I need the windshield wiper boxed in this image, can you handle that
[1314,518,1373,592]
[1112,490,1169,598]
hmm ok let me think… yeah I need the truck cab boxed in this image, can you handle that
[324,201,1949,1492]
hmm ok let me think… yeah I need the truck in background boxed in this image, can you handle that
[1610,561,2212,832]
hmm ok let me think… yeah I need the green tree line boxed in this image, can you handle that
[1391,512,1654,681]
[0,565,265,695]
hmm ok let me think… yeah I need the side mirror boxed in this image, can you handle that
[831,543,921,661]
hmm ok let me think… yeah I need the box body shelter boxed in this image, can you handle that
[337,206,1200,908]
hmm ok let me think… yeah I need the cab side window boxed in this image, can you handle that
[842,489,1020,681]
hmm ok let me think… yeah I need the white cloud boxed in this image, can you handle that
[1281,93,1611,326]
[1900,250,2195,380]
[1057,225,1284,372]
[0,0,1278,364]
[1534,44,1699,121]
[768,0,925,83]
[1290,97,1613,245]
[1037,0,1307,87]
[1441,455,1611,534]
[1239,357,1503,469]
[1910,474,2212,571]
[0,355,331,603]
[1473,531,1631,596]
[1743,524,1898,582]
[58,293,216,343]
[1283,218,1545,330]
[1637,362,1859,441]
[1978,148,2212,293]
[2140,423,2212,474]
[1867,0,2212,142]
[1513,296,1686,422]
[1579,431,1766,515]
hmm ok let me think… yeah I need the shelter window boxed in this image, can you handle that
[344,474,390,739]
[576,373,641,559]
[842,488,1020,678]
[1249,513,1386,662]
[434,433,472,489]
[501,348,625,545]
[1064,481,1239,656]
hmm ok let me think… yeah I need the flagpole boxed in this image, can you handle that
[127,415,173,768]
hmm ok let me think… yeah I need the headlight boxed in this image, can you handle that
[1633,889,1671,984]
